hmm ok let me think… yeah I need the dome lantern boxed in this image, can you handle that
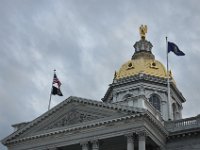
[132,25,153,59]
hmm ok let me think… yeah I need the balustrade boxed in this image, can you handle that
[165,115,200,132]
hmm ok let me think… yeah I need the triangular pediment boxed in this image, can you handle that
[2,96,144,145]
[39,107,107,131]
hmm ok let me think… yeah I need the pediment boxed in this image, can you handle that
[21,103,113,137]
[2,96,144,145]
[42,109,106,130]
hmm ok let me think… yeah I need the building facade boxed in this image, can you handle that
[2,26,200,150]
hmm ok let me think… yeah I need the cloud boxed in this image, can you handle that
[0,0,200,149]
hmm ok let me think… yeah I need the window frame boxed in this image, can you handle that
[149,94,161,112]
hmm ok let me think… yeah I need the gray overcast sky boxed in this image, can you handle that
[0,0,200,149]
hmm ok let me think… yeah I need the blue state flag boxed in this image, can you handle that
[168,42,185,56]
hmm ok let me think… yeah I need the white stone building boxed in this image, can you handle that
[2,26,200,150]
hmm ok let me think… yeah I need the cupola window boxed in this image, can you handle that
[149,94,161,111]
[172,103,177,120]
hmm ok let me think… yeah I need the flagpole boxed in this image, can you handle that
[48,70,56,110]
[166,37,171,120]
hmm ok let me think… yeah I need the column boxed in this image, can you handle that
[80,141,89,150]
[138,132,146,150]
[126,134,134,150]
[91,140,99,150]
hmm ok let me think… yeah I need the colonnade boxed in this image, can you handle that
[80,132,146,150]
[48,132,163,150]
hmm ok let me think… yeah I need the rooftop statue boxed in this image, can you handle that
[139,25,147,39]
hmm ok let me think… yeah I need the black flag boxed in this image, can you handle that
[51,73,63,96]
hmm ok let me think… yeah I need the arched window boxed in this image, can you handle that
[172,103,177,120]
[149,94,161,111]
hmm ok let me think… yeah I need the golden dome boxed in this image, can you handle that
[115,25,170,80]
[115,51,168,79]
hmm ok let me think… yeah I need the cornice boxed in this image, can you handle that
[167,130,200,140]
[113,73,167,86]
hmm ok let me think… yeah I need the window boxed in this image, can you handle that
[149,94,161,111]
[172,103,177,120]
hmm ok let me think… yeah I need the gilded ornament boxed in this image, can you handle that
[139,25,147,39]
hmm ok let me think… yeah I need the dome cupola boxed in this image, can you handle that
[103,25,185,121]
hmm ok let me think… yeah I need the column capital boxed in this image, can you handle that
[91,139,99,143]
[137,131,147,136]
[137,131,147,142]
[80,140,88,145]
[125,133,133,138]
[125,133,135,143]
[91,139,99,150]
[80,141,89,150]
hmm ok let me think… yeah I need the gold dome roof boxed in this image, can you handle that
[115,51,168,79]
[115,25,170,80]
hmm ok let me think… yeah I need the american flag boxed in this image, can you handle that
[51,73,63,96]
[53,73,61,87]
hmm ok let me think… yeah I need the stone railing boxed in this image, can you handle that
[165,115,200,132]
